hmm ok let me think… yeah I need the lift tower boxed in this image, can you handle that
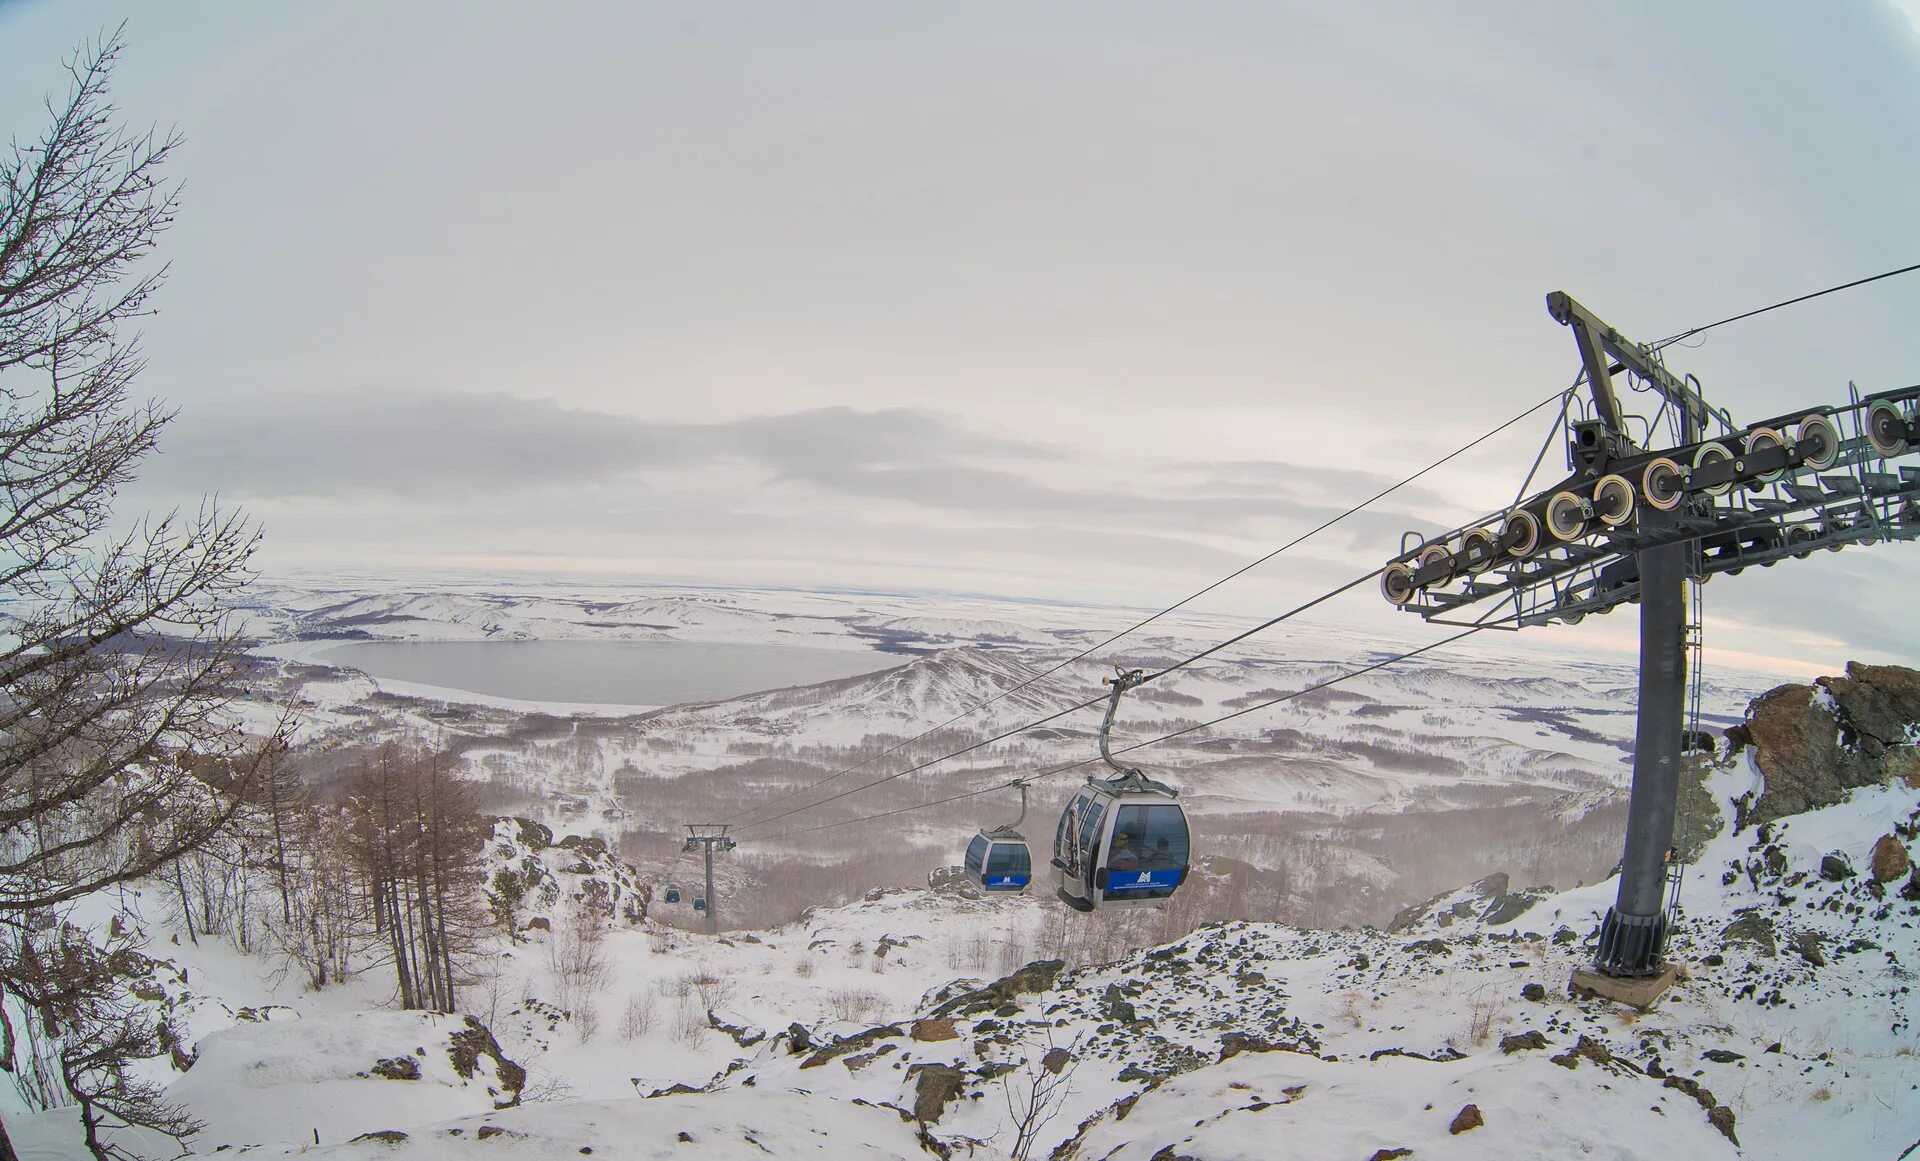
[1378,293,1920,1005]
[683,824,737,935]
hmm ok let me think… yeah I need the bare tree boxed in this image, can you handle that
[345,743,489,1013]
[998,1029,1083,1161]
[0,30,287,1159]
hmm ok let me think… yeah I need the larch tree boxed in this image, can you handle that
[1,30,289,1161]
[346,744,489,1014]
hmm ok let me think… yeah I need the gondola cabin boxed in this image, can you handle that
[692,897,706,913]
[964,831,1033,892]
[663,884,681,904]
[1051,775,1189,911]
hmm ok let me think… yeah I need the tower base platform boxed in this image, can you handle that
[1568,963,1682,1009]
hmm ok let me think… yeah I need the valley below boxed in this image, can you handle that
[238,580,1766,933]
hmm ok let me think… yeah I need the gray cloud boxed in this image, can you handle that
[142,391,1433,540]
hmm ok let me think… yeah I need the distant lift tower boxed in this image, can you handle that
[683,824,737,935]
[1378,293,1920,1005]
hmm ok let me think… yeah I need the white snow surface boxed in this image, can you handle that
[166,1012,519,1150]
[3,767,1911,1160]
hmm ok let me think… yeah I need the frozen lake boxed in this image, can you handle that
[317,639,901,706]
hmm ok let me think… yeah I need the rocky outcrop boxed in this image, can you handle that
[1387,872,1547,933]
[1871,834,1911,882]
[927,959,1065,1019]
[1730,663,1920,827]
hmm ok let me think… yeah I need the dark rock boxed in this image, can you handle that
[1482,891,1542,925]
[370,1056,419,1081]
[1739,665,1920,826]
[1871,835,1912,883]
[1792,930,1827,968]
[647,1083,702,1098]
[556,833,606,856]
[1707,1105,1739,1146]
[1219,1033,1280,1060]
[908,1063,966,1123]
[799,1024,903,1070]
[1368,1151,1414,1161]
[351,1130,409,1144]
[1663,1075,1716,1110]
[1406,938,1451,956]
[842,1044,897,1072]
[508,817,553,850]
[1520,982,1546,1002]
[449,1016,525,1108]
[925,866,980,896]
[1499,1030,1548,1054]
[1701,1049,1745,1064]
[911,1018,959,1043]
[1041,1047,1072,1076]
[1369,1046,1466,1063]
[1448,1103,1484,1134]
[1550,1036,1616,1071]
[928,960,1065,1019]
[1820,853,1854,881]
[785,1023,813,1054]
[1720,911,1778,957]
[708,1012,765,1048]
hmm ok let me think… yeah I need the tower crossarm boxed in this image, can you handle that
[1380,322,1918,629]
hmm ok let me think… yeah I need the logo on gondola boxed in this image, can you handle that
[1132,872,1153,884]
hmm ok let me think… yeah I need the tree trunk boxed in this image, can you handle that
[0,1112,22,1161]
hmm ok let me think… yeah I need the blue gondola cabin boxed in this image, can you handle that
[965,832,1033,892]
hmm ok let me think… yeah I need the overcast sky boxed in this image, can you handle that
[3,2,1917,678]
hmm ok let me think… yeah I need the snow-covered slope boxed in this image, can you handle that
[6,760,1895,1160]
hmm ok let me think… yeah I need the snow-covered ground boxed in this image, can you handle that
[4,739,1914,1160]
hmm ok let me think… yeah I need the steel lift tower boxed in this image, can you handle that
[683,824,737,936]
[1378,293,1919,1006]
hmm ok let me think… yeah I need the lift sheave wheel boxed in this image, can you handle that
[1593,474,1635,526]
[1693,442,1734,495]
[1501,508,1540,557]
[1417,542,1453,584]
[1867,400,1911,457]
[1796,414,1840,471]
[1461,526,1500,573]
[1545,490,1590,541]
[1640,457,1684,511]
[1744,426,1786,483]
[1380,563,1415,606]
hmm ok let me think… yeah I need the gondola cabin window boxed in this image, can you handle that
[1102,802,1188,900]
[1077,797,1106,871]
[983,841,1030,887]
[965,834,989,880]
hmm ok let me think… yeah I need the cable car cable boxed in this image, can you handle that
[724,388,1565,829]
[754,625,1485,841]
[733,567,1395,835]
[737,550,1520,835]
[1651,260,1920,351]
